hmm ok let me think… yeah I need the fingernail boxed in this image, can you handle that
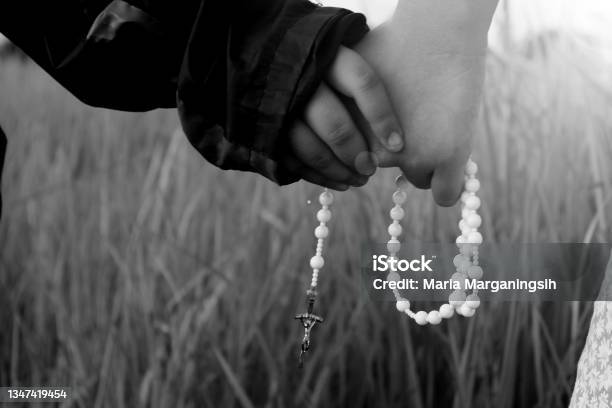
[355,152,378,176]
[361,157,376,176]
[387,132,404,151]
[367,153,379,174]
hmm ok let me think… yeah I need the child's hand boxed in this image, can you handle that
[281,46,404,191]
[354,0,499,205]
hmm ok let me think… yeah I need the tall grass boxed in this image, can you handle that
[1,28,611,407]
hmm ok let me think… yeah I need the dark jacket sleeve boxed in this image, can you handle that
[0,0,369,185]
[0,126,5,219]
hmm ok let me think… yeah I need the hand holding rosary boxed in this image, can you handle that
[295,158,483,366]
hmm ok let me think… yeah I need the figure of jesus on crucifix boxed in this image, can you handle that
[295,291,324,367]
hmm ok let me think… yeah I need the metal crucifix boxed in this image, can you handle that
[294,289,323,367]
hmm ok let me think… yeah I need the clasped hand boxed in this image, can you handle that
[286,0,498,206]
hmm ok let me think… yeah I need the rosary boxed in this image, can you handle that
[295,158,483,366]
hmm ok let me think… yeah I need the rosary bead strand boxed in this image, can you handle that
[296,158,485,367]
[295,189,333,366]
[388,158,484,325]
[309,190,333,290]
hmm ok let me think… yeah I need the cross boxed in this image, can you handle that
[294,312,323,367]
[294,290,323,367]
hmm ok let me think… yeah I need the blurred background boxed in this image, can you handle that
[1,0,611,407]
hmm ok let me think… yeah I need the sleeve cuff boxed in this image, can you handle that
[253,6,370,185]
[178,2,369,185]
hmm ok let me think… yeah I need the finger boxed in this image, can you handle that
[280,155,351,191]
[304,84,377,176]
[431,153,469,207]
[344,98,395,163]
[289,120,368,187]
[404,168,433,190]
[326,46,404,153]
[397,158,434,190]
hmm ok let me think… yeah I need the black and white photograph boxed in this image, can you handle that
[1,0,612,407]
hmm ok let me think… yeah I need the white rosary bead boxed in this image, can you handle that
[464,195,481,211]
[449,290,467,307]
[465,160,478,176]
[460,243,474,256]
[466,293,481,309]
[392,190,407,205]
[396,300,411,312]
[466,231,483,245]
[465,178,480,193]
[454,255,471,272]
[388,222,402,238]
[390,206,405,221]
[458,262,471,275]
[465,213,482,229]
[427,310,442,325]
[467,265,483,280]
[414,311,429,326]
[451,272,468,290]
[314,225,329,239]
[458,303,476,317]
[310,255,324,269]
[453,254,469,267]
[439,304,454,319]
[387,239,400,254]
[319,191,334,206]
[317,208,331,223]
[387,271,400,282]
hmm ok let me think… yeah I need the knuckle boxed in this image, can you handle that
[307,151,334,170]
[326,122,356,147]
[304,86,328,118]
[369,109,394,128]
[354,65,381,93]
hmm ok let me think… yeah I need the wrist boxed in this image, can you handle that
[389,0,498,54]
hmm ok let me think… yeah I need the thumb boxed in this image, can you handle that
[431,152,470,207]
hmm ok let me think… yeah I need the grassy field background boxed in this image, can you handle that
[1,20,612,408]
